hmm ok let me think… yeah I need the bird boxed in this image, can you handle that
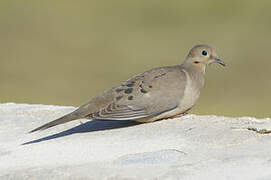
[30,44,225,133]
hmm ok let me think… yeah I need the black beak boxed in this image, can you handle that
[215,58,226,67]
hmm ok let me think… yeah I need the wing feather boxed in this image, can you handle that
[88,103,149,120]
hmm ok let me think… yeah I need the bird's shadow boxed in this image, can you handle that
[22,120,141,145]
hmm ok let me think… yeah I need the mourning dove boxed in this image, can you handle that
[30,44,225,133]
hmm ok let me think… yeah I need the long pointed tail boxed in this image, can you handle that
[29,112,81,133]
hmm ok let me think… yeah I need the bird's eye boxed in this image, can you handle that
[201,50,208,56]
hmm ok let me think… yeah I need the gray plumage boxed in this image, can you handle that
[30,44,225,133]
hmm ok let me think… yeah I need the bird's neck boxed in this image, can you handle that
[179,63,205,89]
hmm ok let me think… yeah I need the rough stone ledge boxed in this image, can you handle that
[0,103,270,180]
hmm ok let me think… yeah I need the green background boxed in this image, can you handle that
[1,0,270,118]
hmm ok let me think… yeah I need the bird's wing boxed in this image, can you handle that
[87,102,178,120]
[87,66,186,121]
[88,103,149,120]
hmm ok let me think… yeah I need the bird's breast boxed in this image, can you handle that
[178,69,201,112]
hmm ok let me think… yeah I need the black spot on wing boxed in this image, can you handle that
[124,88,133,94]
[126,81,135,87]
[138,81,149,94]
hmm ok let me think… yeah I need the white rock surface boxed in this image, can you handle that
[0,103,271,180]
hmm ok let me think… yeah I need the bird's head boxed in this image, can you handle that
[184,44,225,74]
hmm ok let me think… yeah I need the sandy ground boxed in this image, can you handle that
[0,103,271,180]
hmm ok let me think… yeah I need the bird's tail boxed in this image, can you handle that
[29,111,81,133]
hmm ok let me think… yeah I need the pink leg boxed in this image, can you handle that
[163,112,187,120]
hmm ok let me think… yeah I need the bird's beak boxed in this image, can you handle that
[214,58,226,67]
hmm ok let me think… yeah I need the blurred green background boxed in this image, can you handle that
[1,0,270,118]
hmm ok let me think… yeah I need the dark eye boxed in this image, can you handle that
[201,50,208,56]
